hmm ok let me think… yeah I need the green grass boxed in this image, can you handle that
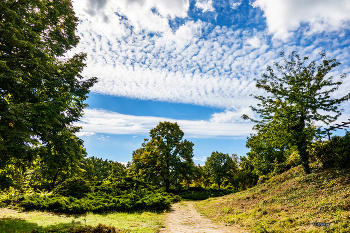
[194,162,350,233]
[0,208,165,233]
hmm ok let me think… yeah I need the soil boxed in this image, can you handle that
[160,201,247,233]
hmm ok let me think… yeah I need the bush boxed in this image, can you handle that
[311,132,350,169]
[54,177,91,199]
[173,187,235,200]
[18,187,180,214]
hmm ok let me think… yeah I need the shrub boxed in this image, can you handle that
[174,187,235,200]
[311,132,350,169]
[54,177,91,199]
[18,188,180,214]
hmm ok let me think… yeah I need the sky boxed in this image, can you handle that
[68,0,350,165]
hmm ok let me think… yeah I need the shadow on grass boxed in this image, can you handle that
[0,217,40,232]
[0,217,131,232]
[0,217,88,233]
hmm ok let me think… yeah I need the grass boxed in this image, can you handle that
[0,208,165,233]
[194,162,350,233]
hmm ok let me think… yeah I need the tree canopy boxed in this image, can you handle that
[243,52,350,174]
[131,122,195,192]
[0,0,97,188]
[204,151,237,188]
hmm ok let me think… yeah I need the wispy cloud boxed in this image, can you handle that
[210,108,258,123]
[76,132,95,137]
[75,109,256,138]
[97,135,110,141]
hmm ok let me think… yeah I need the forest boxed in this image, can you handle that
[1,0,350,232]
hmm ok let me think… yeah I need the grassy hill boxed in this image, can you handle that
[194,162,350,233]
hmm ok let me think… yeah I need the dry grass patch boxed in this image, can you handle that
[194,163,350,233]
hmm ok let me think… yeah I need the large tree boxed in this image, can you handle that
[204,151,237,188]
[243,52,350,174]
[0,0,97,188]
[131,122,195,192]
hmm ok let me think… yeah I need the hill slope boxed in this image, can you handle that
[194,163,350,232]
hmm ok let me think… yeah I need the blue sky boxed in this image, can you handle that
[69,0,350,164]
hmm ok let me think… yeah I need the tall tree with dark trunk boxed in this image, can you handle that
[243,52,350,174]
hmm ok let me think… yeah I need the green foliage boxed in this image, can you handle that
[311,132,350,169]
[243,51,350,174]
[19,191,176,214]
[0,172,14,190]
[245,129,293,177]
[174,186,235,200]
[0,0,97,188]
[80,157,127,183]
[204,152,238,188]
[54,177,91,199]
[16,176,180,214]
[231,156,258,190]
[131,121,195,191]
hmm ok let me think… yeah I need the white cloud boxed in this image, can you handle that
[174,20,203,42]
[75,131,96,137]
[253,0,350,39]
[75,109,255,138]
[68,0,350,114]
[162,20,204,48]
[70,26,278,109]
[193,156,207,162]
[195,0,215,12]
[247,37,261,48]
[73,0,189,35]
[97,135,110,141]
[68,22,350,110]
[230,1,241,9]
[210,108,258,123]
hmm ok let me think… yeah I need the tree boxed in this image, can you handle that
[131,122,195,192]
[0,0,97,187]
[204,151,237,188]
[243,52,350,174]
[245,118,302,177]
[34,128,87,190]
[80,156,126,184]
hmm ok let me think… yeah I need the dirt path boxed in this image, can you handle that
[160,201,246,233]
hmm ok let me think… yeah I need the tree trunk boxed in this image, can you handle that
[295,118,311,174]
[165,179,170,192]
[165,152,171,192]
[297,137,311,174]
[51,169,60,190]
